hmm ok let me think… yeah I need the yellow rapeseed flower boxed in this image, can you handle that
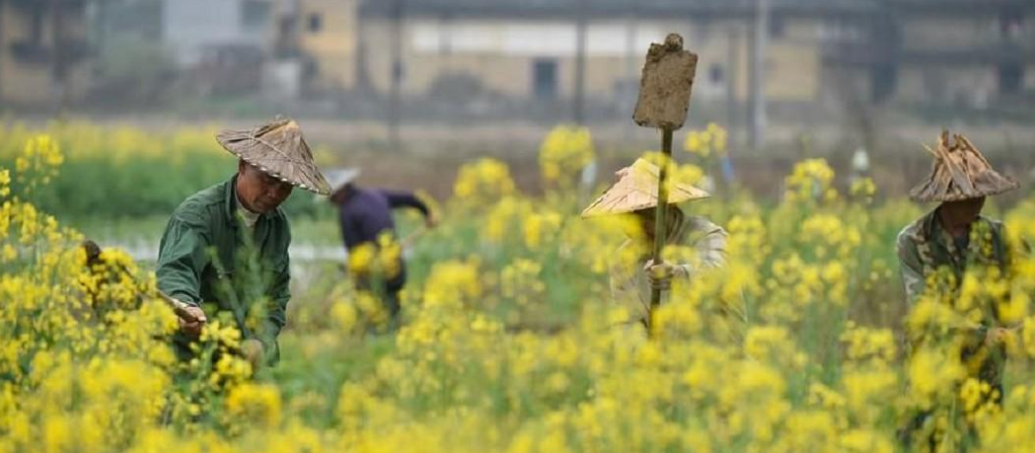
[539,125,594,189]
[225,383,283,429]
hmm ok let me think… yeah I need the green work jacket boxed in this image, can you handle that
[156,175,291,363]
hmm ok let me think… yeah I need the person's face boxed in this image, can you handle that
[941,197,985,227]
[236,161,293,214]
[635,208,657,241]
[330,185,350,205]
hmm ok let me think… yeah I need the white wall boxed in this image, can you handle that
[410,19,672,57]
[405,18,735,101]
[163,0,267,65]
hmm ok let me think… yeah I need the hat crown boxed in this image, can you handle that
[909,130,1018,203]
[581,158,710,217]
[216,118,331,195]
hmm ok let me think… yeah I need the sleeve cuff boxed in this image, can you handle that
[167,291,201,307]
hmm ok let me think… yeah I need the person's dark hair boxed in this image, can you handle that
[636,205,685,238]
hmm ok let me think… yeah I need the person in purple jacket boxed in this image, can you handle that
[326,168,436,320]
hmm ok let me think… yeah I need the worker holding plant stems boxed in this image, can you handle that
[325,167,437,323]
[896,131,1022,444]
[582,158,728,329]
[156,119,330,369]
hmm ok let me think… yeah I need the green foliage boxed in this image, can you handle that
[0,122,329,220]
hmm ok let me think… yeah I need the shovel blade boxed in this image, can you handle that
[633,33,698,131]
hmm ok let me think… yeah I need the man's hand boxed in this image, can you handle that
[178,305,207,337]
[643,259,679,290]
[241,339,265,370]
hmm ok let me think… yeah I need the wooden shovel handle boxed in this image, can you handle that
[156,291,201,324]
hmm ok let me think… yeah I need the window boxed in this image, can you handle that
[241,0,272,31]
[1000,9,1024,38]
[999,62,1023,95]
[10,4,49,63]
[768,16,786,39]
[872,63,897,103]
[709,64,725,84]
[533,59,558,100]
[308,13,323,33]
[30,5,45,44]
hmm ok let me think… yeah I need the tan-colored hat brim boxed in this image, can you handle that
[581,158,709,217]
[217,119,332,195]
[909,131,1019,202]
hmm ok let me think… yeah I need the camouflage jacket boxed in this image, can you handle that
[896,208,1010,306]
[609,215,728,326]
[896,208,1012,385]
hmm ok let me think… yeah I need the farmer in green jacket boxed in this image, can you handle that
[157,119,330,367]
[896,131,1020,444]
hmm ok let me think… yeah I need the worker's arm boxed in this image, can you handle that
[156,214,210,307]
[673,227,729,279]
[896,231,925,306]
[156,214,210,335]
[382,190,431,217]
[647,223,730,283]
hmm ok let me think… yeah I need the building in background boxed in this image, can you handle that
[162,0,273,65]
[888,0,1035,108]
[354,0,879,107]
[4,0,1033,116]
[91,0,274,66]
[273,0,1033,110]
[273,0,360,94]
[87,0,274,102]
[90,0,162,52]
[0,0,91,109]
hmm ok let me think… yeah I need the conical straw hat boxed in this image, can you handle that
[216,119,332,195]
[325,168,363,194]
[581,158,710,217]
[909,130,1018,203]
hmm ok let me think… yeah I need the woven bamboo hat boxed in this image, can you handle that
[909,130,1019,203]
[581,158,710,217]
[216,118,332,195]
